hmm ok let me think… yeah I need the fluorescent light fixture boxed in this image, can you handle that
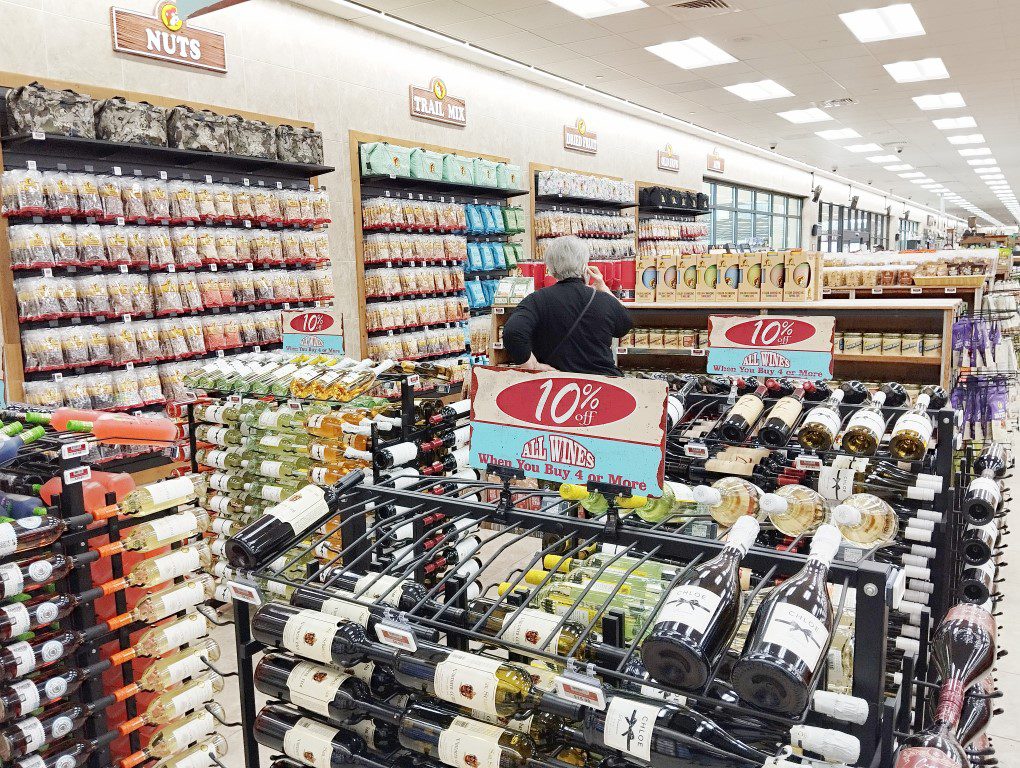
[959,148,992,157]
[846,143,883,152]
[984,175,1006,181]
[975,167,1003,174]
[646,38,737,69]
[933,116,977,130]
[547,0,648,18]
[947,134,985,145]
[724,79,793,101]
[884,164,912,171]
[840,3,925,42]
[968,159,997,166]
[913,92,966,110]
[867,155,900,163]
[900,172,925,178]
[884,57,948,82]
[776,108,832,124]
[815,128,861,140]
[910,178,934,184]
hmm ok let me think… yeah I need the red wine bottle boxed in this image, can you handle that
[253,703,367,767]
[731,524,842,715]
[641,516,760,691]
[892,719,967,767]
[929,604,997,726]
[0,553,99,601]
[254,652,371,724]
[0,588,107,642]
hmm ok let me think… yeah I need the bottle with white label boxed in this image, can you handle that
[692,478,762,527]
[254,653,371,724]
[0,628,103,683]
[760,485,830,537]
[731,524,842,715]
[124,639,221,692]
[0,662,108,723]
[832,494,899,547]
[101,474,208,518]
[149,735,228,768]
[0,553,96,601]
[797,388,845,451]
[94,509,210,558]
[641,516,760,691]
[0,695,114,761]
[118,672,224,733]
[395,700,534,768]
[253,703,375,768]
[103,573,215,628]
[110,613,209,664]
[6,729,121,768]
[0,516,67,559]
[840,387,891,456]
[130,703,225,761]
[758,384,808,448]
[226,472,364,570]
[99,542,210,592]
[888,393,934,461]
[0,588,105,642]
[717,383,769,442]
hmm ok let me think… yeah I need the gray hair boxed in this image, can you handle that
[544,235,589,280]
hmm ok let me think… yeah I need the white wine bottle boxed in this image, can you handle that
[888,393,934,460]
[797,388,845,451]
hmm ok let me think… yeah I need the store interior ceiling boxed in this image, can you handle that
[301,0,1019,226]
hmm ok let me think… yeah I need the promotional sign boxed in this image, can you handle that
[707,153,725,173]
[282,309,344,355]
[706,315,834,380]
[409,77,467,127]
[469,367,667,493]
[563,119,597,154]
[111,2,227,73]
[657,145,680,172]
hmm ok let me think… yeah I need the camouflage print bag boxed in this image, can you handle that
[226,115,277,159]
[95,97,167,147]
[276,124,324,165]
[4,82,95,138]
[167,105,228,153]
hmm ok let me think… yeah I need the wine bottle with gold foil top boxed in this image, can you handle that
[759,485,829,536]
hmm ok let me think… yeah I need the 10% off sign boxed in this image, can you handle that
[469,366,668,493]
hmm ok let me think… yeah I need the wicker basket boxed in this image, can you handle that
[910,274,986,288]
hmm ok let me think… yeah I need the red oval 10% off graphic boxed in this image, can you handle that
[723,318,815,347]
[496,377,636,428]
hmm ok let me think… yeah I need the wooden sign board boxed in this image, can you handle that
[564,119,597,154]
[409,78,467,127]
[707,153,725,173]
[657,146,680,172]
[111,4,227,73]
[282,309,345,355]
[707,315,835,380]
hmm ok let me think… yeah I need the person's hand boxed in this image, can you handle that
[518,355,556,372]
[586,265,607,290]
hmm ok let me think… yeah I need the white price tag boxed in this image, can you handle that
[374,622,417,652]
[554,675,607,711]
[276,181,283,189]
[254,345,262,352]
[122,314,133,323]
[31,131,45,141]
[246,263,254,270]
[26,160,37,171]
[205,175,213,184]
[910,287,923,294]
[216,350,225,358]
[493,343,504,350]
[243,178,251,186]
[821,288,832,295]
[42,268,53,277]
[125,362,134,371]
[795,455,824,471]
[871,287,883,295]
[167,264,176,273]
[494,307,505,315]
[60,441,90,460]
[684,442,709,458]
[118,264,128,274]
[690,348,707,357]
[945,286,957,294]
[116,217,125,226]
[63,466,92,486]
[159,171,168,180]
[227,581,262,605]
[112,166,122,176]
[209,264,217,272]
[52,372,63,382]
[407,374,421,386]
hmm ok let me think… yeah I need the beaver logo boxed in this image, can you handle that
[524,630,540,645]
[157,2,183,31]
[304,752,316,764]
[312,671,328,683]
[303,632,317,647]
[459,684,475,700]
[432,78,448,101]
[464,756,479,768]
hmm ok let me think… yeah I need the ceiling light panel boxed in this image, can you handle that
[646,38,737,69]
[547,0,648,18]
[884,57,948,83]
[840,3,925,42]
[975,167,1003,174]
[933,116,977,130]
[868,155,900,163]
[913,92,966,110]
[846,143,883,152]
[884,164,912,171]
[900,172,925,178]
[816,128,861,140]
[968,159,997,166]
[777,108,832,123]
[959,148,992,156]
[724,79,793,101]
[947,134,986,145]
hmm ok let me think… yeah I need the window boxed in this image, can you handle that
[817,202,893,251]
[706,181,803,250]
[900,218,920,247]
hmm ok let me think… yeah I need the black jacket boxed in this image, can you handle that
[502,278,633,376]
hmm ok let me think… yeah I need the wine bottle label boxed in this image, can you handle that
[26,561,53,584]
[18,755,45,768]
[267,485,325,531]
[969,478,1001,505]
[168,678,217,718]
[210,517,234,535]
[209,473,233,492]
[826,648,849,688]
[260,485,285,502]
[0,564,25,597]
[1,602,30,636]
[818,469,856,501]
[149,511,200,542]
[208,496,231,515]
[471,707,533,734]
[339,660,375,684]
[203,405,231,424]
[603,696,661,764]
[320,594,372,627]
[347,717,377,747]
[311,468,330,485]
[768,397,803,427]
[34,601,58,625]
[259,460,285,478]
[729,394,766,423]
[761,603,829,672]
[801,407,841,439]
[258,411,284,428]
[310,444,327,461]
[503,609,564,653]
[146,477,196,506]
[892,413,934,447]
[282,610,341,664]
[893,747,960,768]
[286,660,352,717]
[158,581,207,615]
[283,717,340,768]
[527,664,559,692]
[387,442,418,466]
[656,585,723,635]
[0,524,20,557]
[170,711,216,751]
[640,682,687,707]
[206,426,230,445]
[307,414,328,429]
[844,410,885,440]
[8,641,36,676]
[16,717,45,752]
[438,716,505,768]
[354,574,403,608]
[203,450,230,470]
[44,676,68,699]
[163,651,209,686]
[260,435,285,448]
[161,616,209,651]
[9,679,40,713]
[434,650,502,715]
[50,714,73,739]
[155,547,203,581]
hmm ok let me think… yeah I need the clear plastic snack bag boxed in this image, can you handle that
[23,380,61,409]
[105,274,133,317]
[43,171,78,215]
[86,372,116,410]
[281,230,301,264]
[111,368,143,409]
[50,223,79,266]
[233,186,255,220]
[213,184,236,220]
[150,271,184,314]
[137,366,164,404]
[168,180,199,222]
[108,321,141,365]
[134,320,162,361]
[235,230,253,264]
[128,274,153,314]
[54,277,79,317]
[143,178,171,221]
[238,314,259,346]
[214,230,238,264]
[121,177,148,220]
[97,175,125,220]
[195,227,218,264]
[180,316,206,354]
[196,272,222,308]
[73,174,103,217]
[61,325,91,368]
[11,169,45,214]
[177,271,203,311]
[24,224,56,268]
[75,224,106,266]
[170,227,201,268]
[194,184,216,220]
[60,376,93,410]
[146,226,174,268]
[252,271,274,303]
[233,271,256,304]
[202,316,226,350]
[102,225,130,265]
[126,227,148,267]
[85,324,112,365]
[22,328,63,371]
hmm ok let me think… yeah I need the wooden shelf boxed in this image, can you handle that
[624,298,963,311]
[833,354,940,366]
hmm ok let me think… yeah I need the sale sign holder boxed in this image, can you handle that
[706,315,835,380]
[282,309,345,355]
[469,367,669,502]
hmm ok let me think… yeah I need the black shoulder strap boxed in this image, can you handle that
[545,287,597,365]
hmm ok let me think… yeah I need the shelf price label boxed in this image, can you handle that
[706,315,835,381]
[469,367,667,494]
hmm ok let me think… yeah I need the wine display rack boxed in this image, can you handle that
[224,466,928,768]
[0,420,213,767]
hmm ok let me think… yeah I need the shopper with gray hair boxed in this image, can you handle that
[503,236,632,376]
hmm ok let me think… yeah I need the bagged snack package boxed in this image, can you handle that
[212,185,236,221]
[73,174,103,217]
[234,186,255,220]
[312,187,330,224]
[281,230,301,264]
[43,170,78,215]
[168,180,199,222]
[85,325,113,365]
[5,168,45,215]
[26,224,56,268]
[86,372,116,411]
[6,226,31,269]
[108,321,141,365]
[23,380,61,409]
[128,274,153,314]
[121,177,148,221]
[54,277,79,317]
[61,325,91,368]
[22,328,63,372]
[194,184,217,220]
[159,362,192,402]
[151,272,184,315]
[60,376,93,410]
[295,271,314,301]
[202,316,226,350]
[171,227,202,268]
[126,227,149,267]
[197,272,221,308]
[76,223,106,266]
[102,225,130,265]
[96,175,124,221]
[78,273,111,317]
[279,189,301,224]
[106,274,133,317]
[267,231,284,265]
[111,368,143,409]
[143,179,171,221]
[215,230,239,264]
[134,320,161,362]
[235,230,253,264]
[217,273,236,306]
[195,227,219,265]
[146,226,175,268]
[221,316,242,349]
[137,366,165,404]
[181,317,207,355]
[252,186,275,222]
[157,319,187,359]
[234,271,256,304]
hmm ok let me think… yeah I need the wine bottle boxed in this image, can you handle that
[892,721,967,767]
[840,388,889,455]
[0,695,114,761]
[961,521,999,566]
[253,703,370,768]
[118,639,221,692]
[254,653,372,724]
[395,700,535,768]
[0,662,108,723]
[0,627,109,683]
[888,393,935,461]
[929,604,997,726]
[717,384,768,442]
[959,562,996,605]
[226,473,364,570]
[759,485,829,536]
[0,552,99,601]
[107,613,210,666]
[104,573,216,629]
[758,384,807,448]
[8,731,119,768]
[94,474,207,520]
[0,516,68,559]
[692,478,762,527]
[832,494,899,547]
[641,516,760,690]
[149,735,228,768]
[961,476,1002,527]
[731,524,842,715]
[796,388,845,451]
[120,704,226,767]
[117,672,224,734]
[973,443,1007,478]
[957,675,997,747]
